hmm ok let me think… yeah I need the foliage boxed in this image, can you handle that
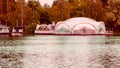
[105,0,120,31]
[85,0,106,21]
[48,0,70,22]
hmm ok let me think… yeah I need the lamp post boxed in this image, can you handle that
[21,0,24,31]
[0,2,1,14]
[33,2,35,23]
[33,0,36,24]
[0,20,1,24]
[21,8,23,28]
[0,0,2,14]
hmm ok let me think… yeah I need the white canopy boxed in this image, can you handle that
[55,17,106,34]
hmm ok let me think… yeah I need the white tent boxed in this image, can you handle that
[55,17,106,34]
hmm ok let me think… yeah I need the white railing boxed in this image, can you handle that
[35,30,54,34]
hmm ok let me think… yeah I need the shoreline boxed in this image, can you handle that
[1,32,120,36]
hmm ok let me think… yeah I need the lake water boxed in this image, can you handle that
[0,35,120,68]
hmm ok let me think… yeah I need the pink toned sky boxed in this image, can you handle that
[26,0,54,6]
[39,0,54,6]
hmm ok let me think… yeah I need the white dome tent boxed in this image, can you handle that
[55,17,106,34]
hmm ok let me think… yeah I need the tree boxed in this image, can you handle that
[6,0,39,33]
[85,0,106,21]
[28,0,51,25]
[100,0,109,6]
[106,0,120,31]
[48,0,70,22]
[69,0,87,17]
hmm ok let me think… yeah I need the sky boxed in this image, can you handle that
[25,0,54,6]
[39,0,54,6]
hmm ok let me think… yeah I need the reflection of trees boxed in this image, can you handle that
[0,36,25,68]
[0,36,24,46]
[0,48,25,68]
[88,47,120,68]
[53,52,66,68]
[4,37,16,46]
[105,37,120,45]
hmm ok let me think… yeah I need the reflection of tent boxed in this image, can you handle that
[55,17,106,34]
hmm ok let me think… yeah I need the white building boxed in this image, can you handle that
[55,17,106,34]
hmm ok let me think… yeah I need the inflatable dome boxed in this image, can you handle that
[55,17,106,34]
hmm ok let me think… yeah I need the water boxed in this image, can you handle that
[0,35,120,68]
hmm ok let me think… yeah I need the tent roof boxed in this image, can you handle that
[56,17,104,29]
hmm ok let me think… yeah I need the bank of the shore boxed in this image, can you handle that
[0,31,120,36]
[114,32,120,36]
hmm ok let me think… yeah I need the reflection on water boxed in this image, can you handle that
[0,48,24,68]
[0,35,120,68]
